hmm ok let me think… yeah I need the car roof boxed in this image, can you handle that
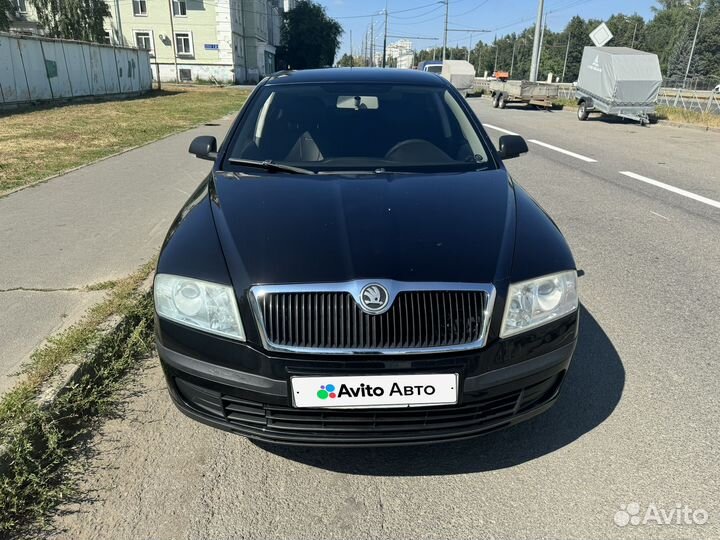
[265,68,447,86]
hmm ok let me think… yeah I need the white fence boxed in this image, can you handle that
[0,32,152,106]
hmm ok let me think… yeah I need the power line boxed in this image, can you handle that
[452,0,491,19]
[390,5,443,21]
[334,1,440,20]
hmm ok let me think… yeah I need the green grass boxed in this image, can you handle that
[552,98,577,109]
[655,105,720,129]
[0,262,156,537]
[0,85,249,196]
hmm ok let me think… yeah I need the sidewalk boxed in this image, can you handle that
[0,117,234,395]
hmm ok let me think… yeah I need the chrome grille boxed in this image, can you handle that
[250,282,493,354]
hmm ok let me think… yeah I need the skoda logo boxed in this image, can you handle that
[359,283,389,314]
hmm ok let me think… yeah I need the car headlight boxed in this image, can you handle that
[154,273,245,341]
[500,270,578,338]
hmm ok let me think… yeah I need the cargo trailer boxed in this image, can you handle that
[575,46,662,125]
[440,60,476,96]
[487,79,559,109]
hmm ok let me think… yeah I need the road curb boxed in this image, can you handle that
[35,274,154,409]
[0,273,154,475]
[541,105,720,132]
[656,119,720,133]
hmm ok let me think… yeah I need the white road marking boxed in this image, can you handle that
[650,211,670,221]
[483,123,519,136]
[620,171,720,210]
[528,139,597,163]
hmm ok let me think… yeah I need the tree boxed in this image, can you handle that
[29,0,110,42]
[1,0,11,31]
[277,0,342,70]
[336,53,355,67]
[693,0,720,83]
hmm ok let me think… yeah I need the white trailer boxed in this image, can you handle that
[440,60,476,96]
[575,46,662,125]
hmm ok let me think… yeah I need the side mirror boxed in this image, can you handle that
[497,135,529,160]
[189,136,218,161]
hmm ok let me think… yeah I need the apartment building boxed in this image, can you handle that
[4,0,287,83]
[6,0,43,35]
[105,0,284,83]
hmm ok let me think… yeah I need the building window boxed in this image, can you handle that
[15,0,27,14]
[133,0,147,16]
[172,0,187,16]
[134,31,154,56]
[104,31,112,44]
[175,32,193,56]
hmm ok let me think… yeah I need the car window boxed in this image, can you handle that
[426,65,442,73]
[224,83,494,173]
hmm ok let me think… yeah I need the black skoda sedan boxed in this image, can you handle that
[154,68,579,446]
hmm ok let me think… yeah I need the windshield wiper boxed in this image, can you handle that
[227,159,315,175]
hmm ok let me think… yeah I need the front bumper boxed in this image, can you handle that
[157,312,577,447]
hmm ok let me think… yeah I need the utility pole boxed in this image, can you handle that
[561,35,570,82]
[467,32,472,62]
[493,35,498,73]
[529,0,544,82]
[167,0,179,82]
[370,16,375,67]
[683,5,703,89]
[363,30,367,66]
[510,40,517,78]
[535,10,547,81]
[631,21,638,48]
[382,3,388,68]
[350,30,354,67]
[442,0,449,61]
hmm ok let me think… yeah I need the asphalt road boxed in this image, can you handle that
[49,97,719,539]
[0,118,233,395]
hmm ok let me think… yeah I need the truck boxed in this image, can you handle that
[487,79,559,109]
[575,46,662,125]
[439,60,476,96]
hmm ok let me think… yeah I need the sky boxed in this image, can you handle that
[319,0,659,58]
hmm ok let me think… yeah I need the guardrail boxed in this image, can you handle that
[657,87,720,115]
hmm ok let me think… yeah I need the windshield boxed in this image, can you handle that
[223,82,495,174]
[425,65,443,73]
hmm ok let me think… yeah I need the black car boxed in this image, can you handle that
[153,68,579,447]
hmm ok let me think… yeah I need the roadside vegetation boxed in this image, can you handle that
[655,105,720,129]
[552,98,578,109]
[0,85,248,197]
[0,262,156,537]
[547,99,720,129]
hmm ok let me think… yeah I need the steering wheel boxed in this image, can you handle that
[384,139,452,162]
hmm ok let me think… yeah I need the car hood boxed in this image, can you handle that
[210,170,516,287]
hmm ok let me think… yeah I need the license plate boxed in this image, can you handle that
[291,374,458,409]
